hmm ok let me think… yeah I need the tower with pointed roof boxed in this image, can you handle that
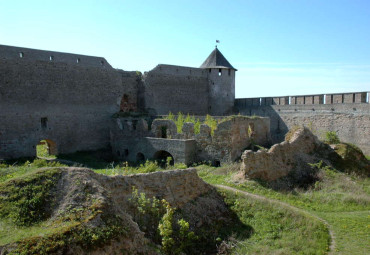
[200,47,236,115]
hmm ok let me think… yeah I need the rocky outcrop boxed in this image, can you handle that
[240,127,336,181]
[332,143,370,176]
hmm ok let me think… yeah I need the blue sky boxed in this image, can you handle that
[0,0,369,98]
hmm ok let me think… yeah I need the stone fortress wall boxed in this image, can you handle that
[0,45,140,159]
[143,64,209,115]
[235,92,370,154]
[1,43,369,161]
[0,45,234,160]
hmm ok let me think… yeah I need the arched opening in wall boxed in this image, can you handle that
[136,152,145,163]
[212,160,221,167]
[161,126,167,138]
[36,139,57,159]
[120,94,130,112]
[153,150,174,168]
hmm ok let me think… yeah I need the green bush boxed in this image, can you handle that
[129,188,197,254]
[325,131,340,144]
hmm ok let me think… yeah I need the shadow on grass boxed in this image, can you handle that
[56,149,116,169]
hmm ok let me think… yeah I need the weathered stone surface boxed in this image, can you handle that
[151,119,177,138]
[235,97,370,155]
[100,168,211,208]
[240,127,330,181]
[182,122,195,139]
[111,116,270,165]
[0,167,230,254]
[195,116,271,163]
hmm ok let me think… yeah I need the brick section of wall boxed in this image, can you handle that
[333,94,343,104]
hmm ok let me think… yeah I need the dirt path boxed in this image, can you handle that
[215,184,336,255]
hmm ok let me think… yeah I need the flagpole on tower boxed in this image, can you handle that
[216,40,220,48]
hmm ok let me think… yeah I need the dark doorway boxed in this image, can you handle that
[136,152,145,163]
[153,150,174,167]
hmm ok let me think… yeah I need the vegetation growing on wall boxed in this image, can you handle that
[165,112,226,135]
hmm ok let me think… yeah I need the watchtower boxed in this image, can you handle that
[200,47,237,115]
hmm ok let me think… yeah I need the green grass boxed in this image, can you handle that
[93,160,187,176]
[0,159,66,182]
[0,164,128,253]
[0,218,74,246]
[1,156,368,254]
[316,211,370,255]
[198,164,370,212]
[197,163,370,254]
[36,140,56,159]
[0,168,62,226]
[220,189,329,254]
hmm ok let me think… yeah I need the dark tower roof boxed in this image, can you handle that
[200,47,237,70]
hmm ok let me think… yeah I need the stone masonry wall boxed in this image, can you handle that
[194,116,270,163]
[110,116,270,165]
[208,68,235,116]
[0,46,139,159]
[236,92,370,155]
[144,64,209,115]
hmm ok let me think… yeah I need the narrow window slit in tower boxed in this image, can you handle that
[41,117,48,130]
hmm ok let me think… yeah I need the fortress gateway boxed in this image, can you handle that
[0,45,369,163]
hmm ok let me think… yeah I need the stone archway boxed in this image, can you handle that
[153,150,174,167]
[36,139,57,158]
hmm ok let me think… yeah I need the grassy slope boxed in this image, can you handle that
[317,211,369,254]
[197,164,370,255]
[1,155,368,254]
[0,163,67,246]
[220,189,329,254]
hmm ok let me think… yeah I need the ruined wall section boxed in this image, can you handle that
[144,64,209,115]
[235,92,370,155]
[0,47,139,159]
[194,116,270,163]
